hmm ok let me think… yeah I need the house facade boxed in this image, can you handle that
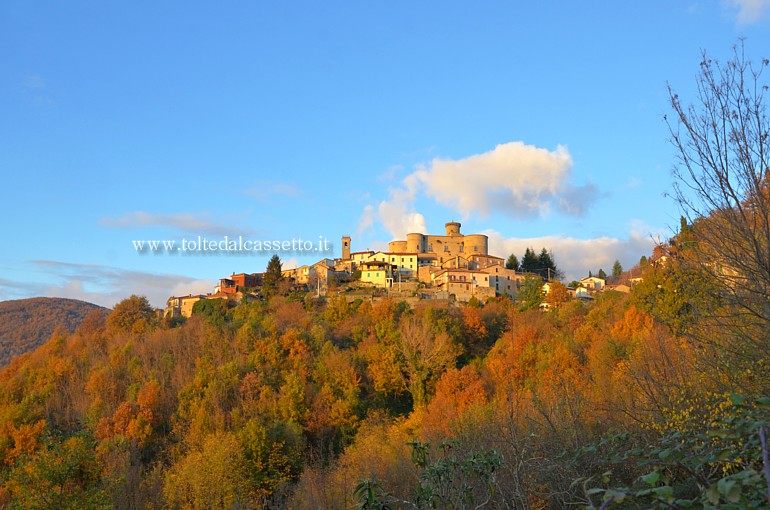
[165,294,206,318]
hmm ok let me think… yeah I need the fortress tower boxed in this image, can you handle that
[445,221,461,236]
[387,221,489,263]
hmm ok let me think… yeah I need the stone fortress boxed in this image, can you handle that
[388,221,488,262]
[333,222,520,301]
[165,222,531,317]
[164,220,625,318]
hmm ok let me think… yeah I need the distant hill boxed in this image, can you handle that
[0,297,108,366]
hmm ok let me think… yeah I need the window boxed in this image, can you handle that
[459,245,464,252]
[474,246,478,252]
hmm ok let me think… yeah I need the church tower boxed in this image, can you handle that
[341,236,351,260]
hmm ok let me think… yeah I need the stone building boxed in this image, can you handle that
[388,222,488,266]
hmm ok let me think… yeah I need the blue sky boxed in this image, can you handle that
[2,1,770,308]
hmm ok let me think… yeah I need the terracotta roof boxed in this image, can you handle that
[362,260,390,267]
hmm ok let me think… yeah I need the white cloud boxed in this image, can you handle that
[17,260,216,308]
[282,257,300,270]
[376,172,427,239]
[357,204,375,234]
[725,0,770,23]
[365,142,597,241]
[414,142,595,219]
[101,211,252,237]
[484,221,662,282]
[169,279,218,298]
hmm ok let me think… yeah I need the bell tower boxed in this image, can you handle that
[341,236,351,260]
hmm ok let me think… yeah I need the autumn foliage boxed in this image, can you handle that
[0,266,766,509]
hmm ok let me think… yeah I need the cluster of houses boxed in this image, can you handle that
[164,222,629,318]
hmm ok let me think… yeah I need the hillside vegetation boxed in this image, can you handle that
[0,241,769,509]
[3,45,770,509]
[0,297,108,367]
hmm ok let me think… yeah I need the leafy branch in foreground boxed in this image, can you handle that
[575,395,770,509]
[354,440,502,510]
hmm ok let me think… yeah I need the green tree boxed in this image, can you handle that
[263,254,284,298]
[520,247,559,279]
[631,248,718,337]
[505,254,520,271]
[520,248,540,275]
[517,275,545,311]
[5,433,110,510]
[163,432,252,510]
[537,248,558,280]
[191,298,230,327]
[612,260,623,281]
[597,268,607,280]
[576,396,770,510]
[239,419,305,500]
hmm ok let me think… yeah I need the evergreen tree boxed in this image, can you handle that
[263,254,284,297]
[537,248,557,280]
[597,268,607,280]
[520,248,539,274]
[612,260,623,280]
[505,254,519,271]
[520,247,559,279]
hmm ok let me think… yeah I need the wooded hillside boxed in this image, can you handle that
[0,246,768,509]
[0,297,108,367]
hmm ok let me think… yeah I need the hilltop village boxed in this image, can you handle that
[165,221,631,318]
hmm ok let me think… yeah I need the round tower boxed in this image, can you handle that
[406,233,425,253]
[445,222,461,236]
[465,234,489,255]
